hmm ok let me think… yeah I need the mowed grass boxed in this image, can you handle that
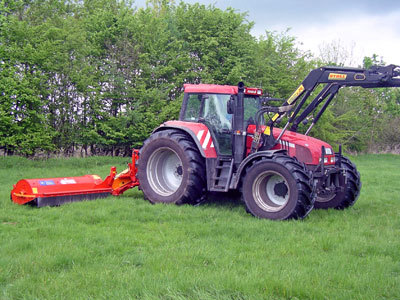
[0,154,399,299]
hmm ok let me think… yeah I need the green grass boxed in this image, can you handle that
[1,154,399,299]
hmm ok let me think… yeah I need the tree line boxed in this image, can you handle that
[1,0,399,157]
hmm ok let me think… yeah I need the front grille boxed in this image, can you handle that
[295,144,313,164]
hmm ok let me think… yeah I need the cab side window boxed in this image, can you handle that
[183,94,202,121]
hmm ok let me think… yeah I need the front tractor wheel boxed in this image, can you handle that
[137,129,206,205]
[314,155,361,209]
[242,155,315,220]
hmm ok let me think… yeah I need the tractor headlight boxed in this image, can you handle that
[319,156,335,164]
[319,157,328,163]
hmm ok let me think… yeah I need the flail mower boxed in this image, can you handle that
[11,65,400,220]
[11,151,140,207]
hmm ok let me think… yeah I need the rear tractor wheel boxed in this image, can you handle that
[137,129,206,205]
[242,154,315,220]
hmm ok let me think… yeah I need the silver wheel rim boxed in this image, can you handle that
[146,147,183,196]
[252,171,290,212]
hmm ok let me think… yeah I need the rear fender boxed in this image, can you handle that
[153,121,217,158]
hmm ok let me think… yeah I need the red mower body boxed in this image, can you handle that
[11,150,140,207]
[11,174,114,207]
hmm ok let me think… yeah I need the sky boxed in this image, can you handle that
[134,0,400,66]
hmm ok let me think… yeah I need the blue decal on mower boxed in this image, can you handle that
[39,180,55,186]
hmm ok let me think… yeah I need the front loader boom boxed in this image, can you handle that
[268,65,400,140]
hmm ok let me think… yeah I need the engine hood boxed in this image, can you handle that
[272,128,335,165]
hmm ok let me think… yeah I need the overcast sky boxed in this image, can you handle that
[134,0,400,66]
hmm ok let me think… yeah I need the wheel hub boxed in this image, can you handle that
[146,147,183,196]
[176,165,183,176]
[253,172,290,212]
[274,182,288,198]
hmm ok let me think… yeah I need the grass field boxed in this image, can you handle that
[1,154,399,299]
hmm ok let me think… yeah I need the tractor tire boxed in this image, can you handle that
[137,129,206,205]
[242,154,315,220]
[314,155,361,209]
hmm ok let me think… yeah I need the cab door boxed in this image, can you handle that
[181,93,233,155]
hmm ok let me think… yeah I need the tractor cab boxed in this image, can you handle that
[180,84,262,156]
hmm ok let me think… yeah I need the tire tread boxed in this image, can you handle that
[137,129,206,205]
[241,153,315,220]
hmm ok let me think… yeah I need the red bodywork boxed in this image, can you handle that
[184,84,239,94]
[160,121,218,158]
[247,125,335,166]
[161,121,334,166]
[184,83,262,96]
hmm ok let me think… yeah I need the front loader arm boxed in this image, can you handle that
[268,64,400,140]
[312,64,400,88]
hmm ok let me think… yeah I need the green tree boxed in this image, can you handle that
[251,30,314,98]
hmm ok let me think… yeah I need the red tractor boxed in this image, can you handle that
[137,65,400,220]
[11,65,400,220]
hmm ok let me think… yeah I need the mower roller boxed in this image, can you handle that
[10,65,400,220]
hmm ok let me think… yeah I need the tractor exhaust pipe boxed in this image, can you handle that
[233,82,246,168]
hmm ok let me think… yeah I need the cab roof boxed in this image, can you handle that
[183,84,238,94]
